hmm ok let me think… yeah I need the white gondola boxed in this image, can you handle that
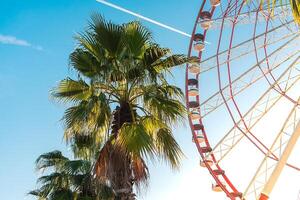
[190,111,201,120]
[193,33,205,51]
[194,41,205,51]
[212,183,226,192]
[200,159,213,167]
[193,124,204,130]
[188,78,198,86]
[192,134,205,143]
[200,11,213,30]
[210,0,220,7]
[188,63,201,74]
[189,101,200,108]
[188,88,199,96]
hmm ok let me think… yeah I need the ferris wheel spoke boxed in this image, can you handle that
[210,5,292,29]
[200,20,297,74]
[251,10,300,107]
[200,38,300,118]
[243,101,300,199]
[273,60,300,93]
[208,56,300,166]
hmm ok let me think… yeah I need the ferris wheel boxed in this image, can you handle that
[186,0,300,200]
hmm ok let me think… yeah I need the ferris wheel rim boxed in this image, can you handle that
[185,0,241,199]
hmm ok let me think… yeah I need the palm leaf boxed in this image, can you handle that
[291,0,300,25]
[36,151,69,171]
[69,48,102,78]
[152,55,197,72]
[143,84,186,123]
[28,189,47,200]
[131,156,149,189]
[37,173,69,187]
[64,160,91,175]
[51,78,92,103]
[48,189,73,200]
[117,122,155,158]
[155,128,183,169]
[90,14,124,57]
[70,134,99,159]
[122,21,152,57]
[62,94,111,137]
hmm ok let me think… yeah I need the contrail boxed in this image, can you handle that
[95,0,191,38]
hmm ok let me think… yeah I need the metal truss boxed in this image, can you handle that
[243,98,300,199]
[208,5,293,29]
[199,20,298,74]
[209,55,300,170]
[200,36,300,118]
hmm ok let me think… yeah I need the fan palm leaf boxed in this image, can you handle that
[31,150,115,200]
[51,78,92,103]
[291,0,300,25]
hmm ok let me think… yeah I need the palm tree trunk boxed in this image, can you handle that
[110,102,136,199]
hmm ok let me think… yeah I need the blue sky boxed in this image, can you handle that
[0,1,205,199]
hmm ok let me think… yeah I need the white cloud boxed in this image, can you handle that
[0,34,43,50]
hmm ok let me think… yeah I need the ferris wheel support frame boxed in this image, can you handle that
[260,126,300,199]
[199,19,296,74]
[187,0,300,198]
[210,55,300,169]
[242,100,300,199]
[200,33,300,119]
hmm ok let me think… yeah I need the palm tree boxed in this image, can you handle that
[51,14,196,199]
[290,0,300,25]
[257,0,300,24]
[29,150,115,200]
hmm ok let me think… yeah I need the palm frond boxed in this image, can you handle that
[28,189,48,200]
[94,142,112,180]
[155,128,183,169]
[131,156,149,190]
[291,0,300,25]
[70,134,99,160]
[97,183,116,200]
[143,44,170,66]
[152,55,197,72]
[139,116,183,169]
[122,21,152,57]
[51,78,92,103]
[69,48,102,78]
[141,45,170,82]
[117,122,155,158]
[31,151,104,200]
[36,151,69,171]
[37,173,69,186]
[64,160,91,175]
[63,101,89,129]
[62,94,111,138]
[90,13,124,57]
[48,188,73,200]
[142,84,186,124]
